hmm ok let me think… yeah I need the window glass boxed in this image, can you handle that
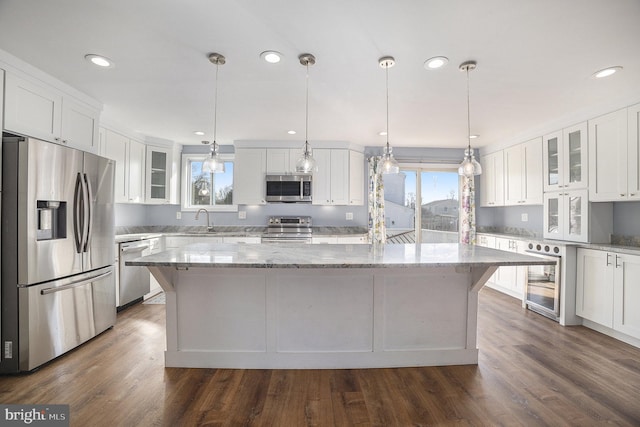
[182,155,236,211]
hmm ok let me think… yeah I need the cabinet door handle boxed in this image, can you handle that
[620,194,626,197]
[631,193,637,196]
[615,255,622,268]
[606,253,612,266]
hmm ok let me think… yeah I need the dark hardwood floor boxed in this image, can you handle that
[2,288,639,426]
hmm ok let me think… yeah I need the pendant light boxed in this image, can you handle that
[458,60,482,177]
[379,56,400,174]
[202,53,226,174]
[295,53,317,173]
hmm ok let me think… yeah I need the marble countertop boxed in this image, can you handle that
[477,232,640,255]
[127,242,553,269]
[115,226,368,242]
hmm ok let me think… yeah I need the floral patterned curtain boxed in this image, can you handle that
[368,156,386,244]
[459,175,476,244]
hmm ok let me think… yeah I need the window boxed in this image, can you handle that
[181,154,237,211]
[384,166,460,243]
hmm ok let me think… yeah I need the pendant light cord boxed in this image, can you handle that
[466,66,471,154]
[305,62,310,154]
[385,63,390,152]
[212,61,219,154]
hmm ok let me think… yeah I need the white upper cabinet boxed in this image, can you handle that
[480,151,504,207]
[504,137,543,205]
[61,97,99,153]
[348,150,365,205]
[312,148,350,205]
[543,122,588,192]
[128,140,146,203]
[4,72,99,153]
[543,189,589,242]
[588,105,640,201]
[145,145,172,204]
[266,147,308,173]
[103,129,129,203]
[233,148,266,205]
[543,189,612,243]
[629,103,640,200]
[102,128,145,203]
[4,72,62,141]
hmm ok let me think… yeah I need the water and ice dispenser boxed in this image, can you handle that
[36,200,66,240]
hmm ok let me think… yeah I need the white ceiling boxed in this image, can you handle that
[1,0,639,149]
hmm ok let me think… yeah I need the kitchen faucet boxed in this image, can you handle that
[195,208,214,232]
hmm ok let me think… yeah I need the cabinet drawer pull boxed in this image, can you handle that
[620,194,626,197]
[630,193,636,197]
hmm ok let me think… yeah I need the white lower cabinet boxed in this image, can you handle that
[165,236,223,249]
[477,235,525,300]
[336,234,368,244]
[576,248,614,327]
[223,236,261,244]
[312,236,337,244]
[312,235,368,244]
[576,248,640,341]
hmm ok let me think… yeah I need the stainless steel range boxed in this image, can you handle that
[524,242,563,322]
[262,216,312,243]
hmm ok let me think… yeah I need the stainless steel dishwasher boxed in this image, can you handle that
[118,240,151,310]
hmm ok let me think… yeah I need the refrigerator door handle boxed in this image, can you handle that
[73,173,84,253]
[39,270,113,295]
[82,173,93,252]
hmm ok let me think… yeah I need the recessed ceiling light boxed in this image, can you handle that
[260,51,283,64]
[379,131,387,136]
[194,131,205,136]
[287,130,296,135]
[424,56,449,70]
[592,66,623,78]
[84,54,114,68]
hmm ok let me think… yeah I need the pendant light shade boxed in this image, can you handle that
[295,53,317,173]
[202,141,225,173]
[379,56,400,175]
[203,52,226,174]
[458,60,482,177]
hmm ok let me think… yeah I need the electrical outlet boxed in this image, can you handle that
[346,212,353,220]
[176,211,182,220]
[238,211,247,220]
[521,213,528,222]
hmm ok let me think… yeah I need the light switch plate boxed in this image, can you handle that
[521,213,528,222]
[238,211,247,219]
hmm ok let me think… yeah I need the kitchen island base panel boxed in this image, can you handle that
[150,266,489,369]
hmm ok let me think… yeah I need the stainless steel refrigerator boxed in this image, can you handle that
[1,134,116,373]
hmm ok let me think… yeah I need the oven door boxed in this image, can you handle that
[525,252,561,321]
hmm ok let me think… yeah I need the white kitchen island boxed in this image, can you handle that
[128,243,551,369]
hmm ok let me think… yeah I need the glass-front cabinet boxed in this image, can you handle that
[145,145,171,204]
[543,189,589,242]
[543,122,587,192]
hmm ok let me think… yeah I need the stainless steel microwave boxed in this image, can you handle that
[265,174,312,203]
